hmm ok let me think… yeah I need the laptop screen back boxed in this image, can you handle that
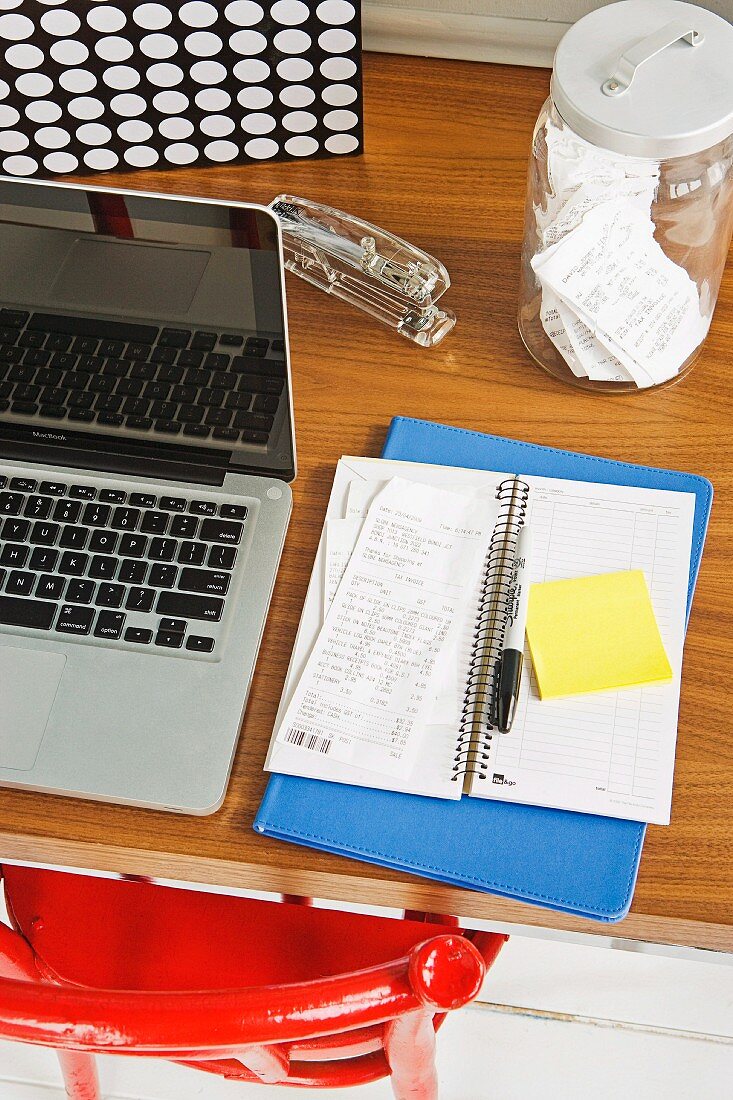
[0,178,294,480]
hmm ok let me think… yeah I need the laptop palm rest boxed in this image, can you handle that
[0,647,66,771]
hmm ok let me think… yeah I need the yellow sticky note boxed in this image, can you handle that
[526,570,673,700]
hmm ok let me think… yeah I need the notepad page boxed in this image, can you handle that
[469,475,695,824]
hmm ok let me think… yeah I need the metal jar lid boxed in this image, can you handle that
[550,0,733,159]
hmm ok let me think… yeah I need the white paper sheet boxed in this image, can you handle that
[274,477,492,781]
[533,202,708,385]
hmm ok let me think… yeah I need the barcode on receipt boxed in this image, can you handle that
[284,728,333,754]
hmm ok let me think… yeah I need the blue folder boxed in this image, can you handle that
[255,418,713,922]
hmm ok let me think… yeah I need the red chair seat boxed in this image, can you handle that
[3,865,461,993]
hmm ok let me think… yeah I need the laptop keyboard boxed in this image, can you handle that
[0,309,286,447]
[0,468,252,659]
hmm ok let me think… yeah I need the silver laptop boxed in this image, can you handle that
[0,177,294,813]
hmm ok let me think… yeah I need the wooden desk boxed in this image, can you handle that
[1,54,731,953]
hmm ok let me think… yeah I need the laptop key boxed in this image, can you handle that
[68,409,95,423]
[89,555,117,580]
[54,499,81,523]
[39,481,67,496]
[119,533,147,557]
[179,568,230,596]
[177,541,206,566]
[2,517,30,540]
[59,552,88,576]
[36,574,65,600]
[29,547,58,571]
[183,424,210,438]
[191,331,216,350]
[0,594,55,629]
[149,564,177,588]
[23,496,52,519]
[200,518,243,544]
[96,583,125,608]
[40,405,66,420]
[213,428,239,441]
[94,610,125,640]
[111,507,140,530]
[160,496,187,512]
[97,412,124,426]
[56,604,94,636]
[219,334,243,347]
[0,544,29,568]
[155,630,184,649]
[6,570,35,596]
[69,485,97,500]
[125,586,155,612]
[170,515,198,538]
[140,510,168,535]
[0,492,23,515]
[207,544,236,570]
[156,591,224,622]
[118,559,147,584]
[9,477,36,492]
[159,617,186,632]
[59,525,88,550]
[82,503,111,527]
[220,504,247,520]
[99,340,125,358]
[186,635,214,653]
[66,578,95,604]
[149,537,176,561]
[10,401,38,415]
[0,309,30,327]
[124,627,152,644]
[189,500,216,516]
[30,522,59,546]
[155,419,181,434]
[159,328,191,348]
[99,489,126,504]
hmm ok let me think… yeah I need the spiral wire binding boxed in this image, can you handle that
[452,477,530,783]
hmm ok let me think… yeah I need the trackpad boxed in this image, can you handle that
[0,647,66,771]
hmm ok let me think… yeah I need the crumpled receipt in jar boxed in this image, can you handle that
[531,121,710,387]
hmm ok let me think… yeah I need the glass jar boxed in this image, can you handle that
[518,0,733,393]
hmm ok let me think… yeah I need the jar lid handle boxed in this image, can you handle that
[602,19,703,98]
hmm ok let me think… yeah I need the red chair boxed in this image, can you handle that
[0,865,506,1099]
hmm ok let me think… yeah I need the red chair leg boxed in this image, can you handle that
[384,1010,438,1100]
[56,1050,101,1100]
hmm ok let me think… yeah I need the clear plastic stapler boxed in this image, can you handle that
[270,195,456,347]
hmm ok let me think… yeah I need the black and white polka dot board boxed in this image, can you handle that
[0,0,362,176]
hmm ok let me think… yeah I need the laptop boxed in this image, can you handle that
[0,177,294,813]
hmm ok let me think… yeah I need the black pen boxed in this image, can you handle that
[495,525,532,733]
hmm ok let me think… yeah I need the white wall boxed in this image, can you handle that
[363,0,733,67]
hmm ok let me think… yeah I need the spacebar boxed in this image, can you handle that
[155,591,224,622]
[28,312,159,343]
[0,596,56,629]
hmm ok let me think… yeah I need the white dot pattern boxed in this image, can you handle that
[0,0,362,175]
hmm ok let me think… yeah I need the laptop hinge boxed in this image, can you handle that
[0,425,228,487]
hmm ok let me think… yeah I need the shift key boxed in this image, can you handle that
[156,591,223,622]
[0,595,56,629]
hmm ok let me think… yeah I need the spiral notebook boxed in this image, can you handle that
[265,452,694,825]
[256,420,712,920]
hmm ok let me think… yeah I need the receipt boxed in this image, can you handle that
[276,477,491,778]
[533,202,708,385]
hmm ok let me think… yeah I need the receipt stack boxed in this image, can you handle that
[518,0,733,391]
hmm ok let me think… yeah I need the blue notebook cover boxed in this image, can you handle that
[255,419,713,922]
